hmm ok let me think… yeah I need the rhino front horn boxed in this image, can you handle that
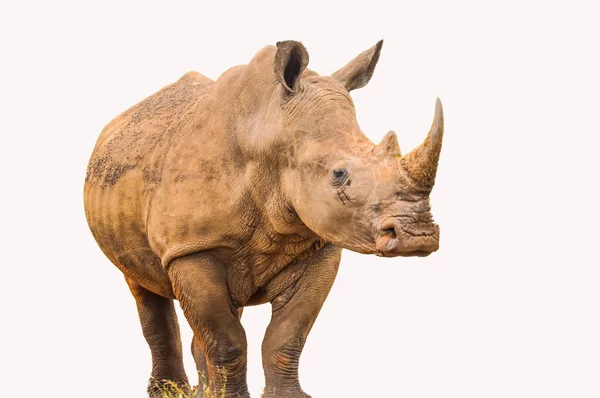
[400,98,444,189]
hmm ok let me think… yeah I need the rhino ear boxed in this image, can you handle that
[332,40,383,91]
[274,41,309,93]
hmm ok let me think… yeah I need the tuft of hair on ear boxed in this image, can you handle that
[274,40,309,93]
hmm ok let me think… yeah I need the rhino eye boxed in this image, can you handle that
[331,169,349,187]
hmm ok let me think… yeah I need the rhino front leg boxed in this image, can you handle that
[169,253,250,398]
[262,244,341,398]
[191,334,209,388]
[192,308,244,389]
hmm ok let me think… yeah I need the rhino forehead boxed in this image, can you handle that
[279,84,357,145]
[283,77,354,116]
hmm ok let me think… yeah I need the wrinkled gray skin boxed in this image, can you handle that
[84,40,444,398]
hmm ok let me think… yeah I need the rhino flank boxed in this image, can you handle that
[84,40,444,398]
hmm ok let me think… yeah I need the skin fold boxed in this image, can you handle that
[84,40,444,398]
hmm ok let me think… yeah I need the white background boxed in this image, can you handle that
[1,1,599,397]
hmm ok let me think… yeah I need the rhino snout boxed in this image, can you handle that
[375,218,440,257]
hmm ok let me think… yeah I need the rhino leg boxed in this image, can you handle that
[261,245,341,398]
[191,334,209,387]
[192,308,244,389]
[125,278,189,398]
[169,253,250,398]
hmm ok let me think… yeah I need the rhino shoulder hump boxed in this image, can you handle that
[178,71,214,87]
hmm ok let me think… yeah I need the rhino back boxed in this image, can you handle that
[85,71,213,191]
[84,71,214,297]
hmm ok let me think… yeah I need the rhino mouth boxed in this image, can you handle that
[375,221,439,257]
[396,250,432,257]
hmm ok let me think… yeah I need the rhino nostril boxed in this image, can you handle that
[382,227,397,239]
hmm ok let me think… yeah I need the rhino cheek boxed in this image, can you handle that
[296,201,376,253]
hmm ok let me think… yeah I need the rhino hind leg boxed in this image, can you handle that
[169,253,250,398]
[125,278,189,398]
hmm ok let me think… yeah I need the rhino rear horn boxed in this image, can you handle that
[400,98,444,189]
[374,130,401,158]
[332,40,383,91]
[274,41,309,93]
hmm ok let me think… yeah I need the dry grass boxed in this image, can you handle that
[151,368,227,398]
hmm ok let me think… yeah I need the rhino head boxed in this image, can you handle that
[237,40,444,257]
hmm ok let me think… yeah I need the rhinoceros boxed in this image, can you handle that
[84,40,444,398]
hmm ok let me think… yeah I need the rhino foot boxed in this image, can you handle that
[147,378,193,398]
[262,387,311,398]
